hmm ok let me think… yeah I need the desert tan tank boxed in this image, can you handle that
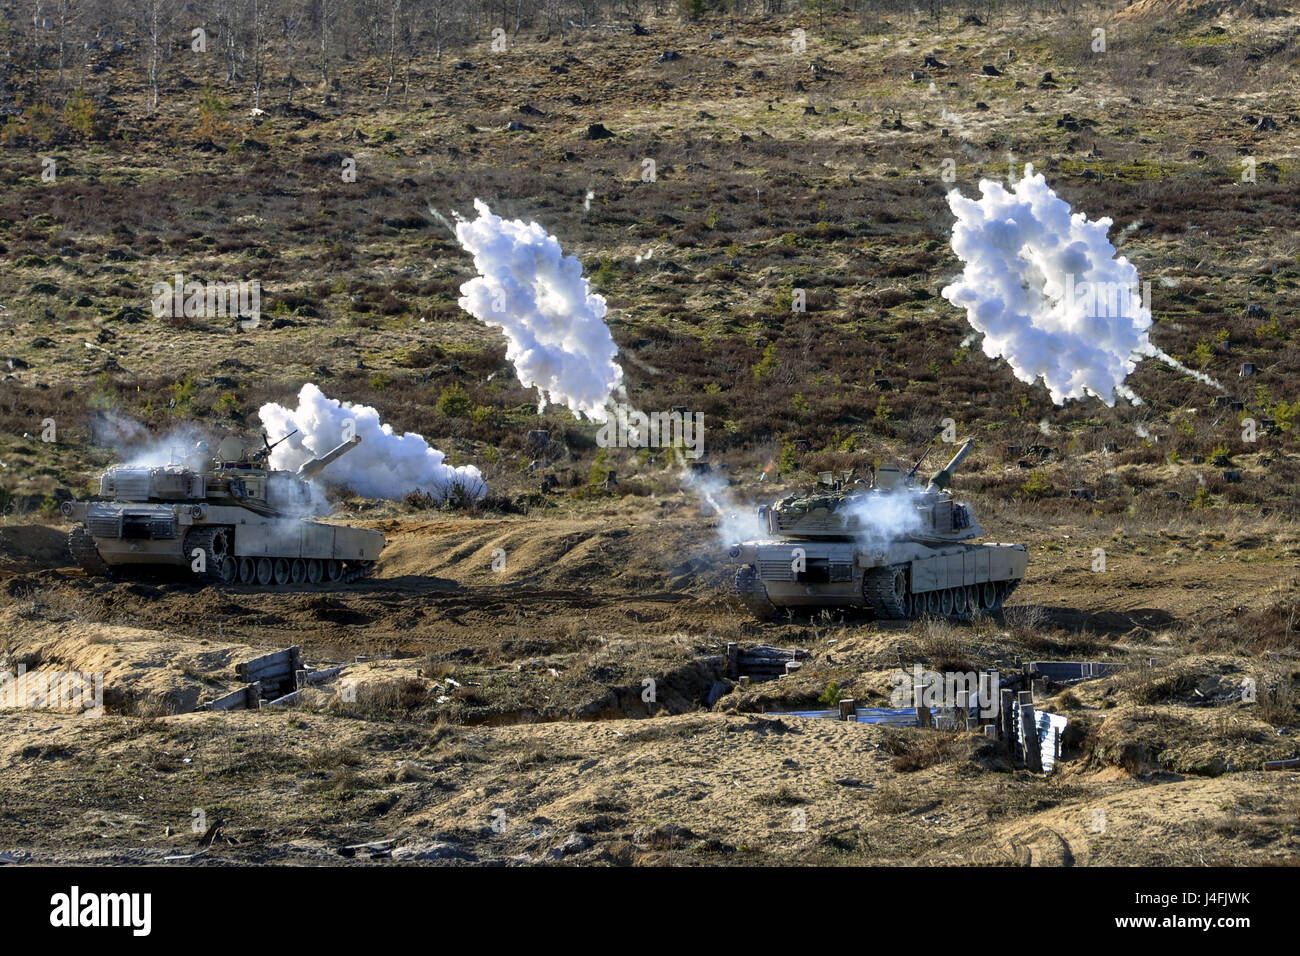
[62,433,384,587]
[729,438,1026,619]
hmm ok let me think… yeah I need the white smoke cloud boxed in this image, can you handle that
[684,469,768,547]
[842,489,924,548]
[258,383,486,502]
[454,199,624,422]
[90,410,211,469]
[942,165,1220,406]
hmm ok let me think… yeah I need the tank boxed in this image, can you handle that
[61,432,385,587]
[729,438,1027,619]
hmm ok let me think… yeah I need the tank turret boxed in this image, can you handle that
[730,438,1027,620]
[62,432,384,588]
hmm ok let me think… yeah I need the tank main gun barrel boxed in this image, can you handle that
[295,436,361,481]
[926,438,975,492]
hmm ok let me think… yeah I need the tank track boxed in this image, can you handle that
[733,565,776,619]
[906,579,1019,620]
[184,525,235,585]
[67,525,110,575]
[862,564,909,619]
[219,558,377,589]
[340,561,376,584]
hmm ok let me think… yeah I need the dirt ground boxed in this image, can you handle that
[0,498,1296,867]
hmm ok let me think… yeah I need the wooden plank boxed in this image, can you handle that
[303,665,346,685]
[915,686,932,728]
[1018,691,1042,772]
[234,646,301,682]
[1001,689,1015,752]
[1263,757,1300,771]
[838,698,856,721]
[207,683,260,711]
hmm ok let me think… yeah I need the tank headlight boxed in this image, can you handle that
[729,545,741,559]
[60,501,73,517]
[191,506,204,518]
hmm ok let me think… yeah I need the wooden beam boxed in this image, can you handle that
[206,683,261,711]
[1018,691,1042,772]
[1001,688,1015,750]
[915,686,932,728]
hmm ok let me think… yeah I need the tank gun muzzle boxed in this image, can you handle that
[295,436,362,481]
[926,438,975,492]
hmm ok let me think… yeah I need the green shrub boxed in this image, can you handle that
[436,383,470,417]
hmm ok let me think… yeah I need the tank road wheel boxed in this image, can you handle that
[953,586,968,618]
[965,585,980,615]
[940,588,954,616]
[238,557,256,585]
[256,558,273,587]
[981,582,997,610]
[184,527,236,586]
[290,559,307,586]
[863,564,909,620]
[307,559,324,586]
[67,525,111,576]
[326,560,344,583]
[272,558,291,586]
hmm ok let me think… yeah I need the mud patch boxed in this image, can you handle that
[0,524,69,573]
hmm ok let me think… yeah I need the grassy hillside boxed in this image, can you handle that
[1,6,1298,519]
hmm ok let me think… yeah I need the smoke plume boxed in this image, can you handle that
[843,489,925,548]
[90,410,211,469]
[258,384,487,502]
[454,199,624,422]
[942,165,1219,405]
[683,469,768,547]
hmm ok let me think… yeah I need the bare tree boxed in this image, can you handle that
[249,0,269,108]
[31,0,44,95]
[54,0,81,88]
[318,0,334,103]
[383,0,400,104]
[280,7,305,104]
[213,0,241,83]
[135,0,176,113]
